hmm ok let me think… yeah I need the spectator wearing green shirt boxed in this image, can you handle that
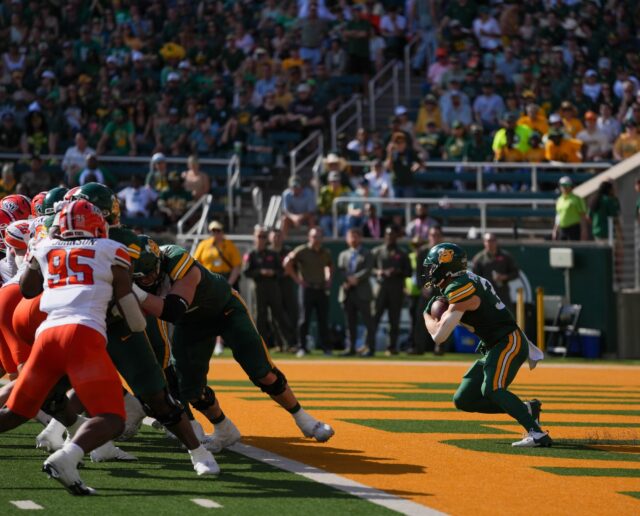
[443,121,471,160]
[97,109,136,156]
[155,107,188,156]
[344,6,372,78]
[158,171,193,225]
[589,179,621,241]
[552,176,588,241]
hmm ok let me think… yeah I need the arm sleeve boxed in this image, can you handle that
[168,250,196,281]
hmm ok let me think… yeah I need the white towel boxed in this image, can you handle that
[527,339,545,370]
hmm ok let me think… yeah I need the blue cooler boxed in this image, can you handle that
[453,326,480,353]
[579,328,602,358]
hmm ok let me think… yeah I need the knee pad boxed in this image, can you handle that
[253,368,288,396]
[40,390,68,417]
[191,385,216,411]
[138,389,185,427]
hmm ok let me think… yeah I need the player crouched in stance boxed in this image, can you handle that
[423,243,552,448]
[131,236,335,446]
[0,200,148,495]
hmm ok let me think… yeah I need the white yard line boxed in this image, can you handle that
[190,498,222,509]
[10,501,43,510]
[228,443,446,516]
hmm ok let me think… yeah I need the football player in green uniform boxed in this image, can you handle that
[69,183,220,474]
[423,243,552,448]
[131,236,335,447]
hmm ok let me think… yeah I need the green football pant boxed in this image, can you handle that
[452,329,541,432]
[106,319,167,397]
[172,291,275,402]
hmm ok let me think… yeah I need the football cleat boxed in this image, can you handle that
[525,399,542,426]
[43,449,95,496]
[298,417,335,443]
[511,429,553,448]
[191,419,210,444]
[119,392,146,441]
[204,419,242,453]
[89,441,137,462]
[189,447,220,476]
[36,419,67,452]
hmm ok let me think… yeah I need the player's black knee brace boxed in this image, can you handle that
[253,368,288,396]
[191,385,217,411]
[40,390,69,417]
[139,389,185,428]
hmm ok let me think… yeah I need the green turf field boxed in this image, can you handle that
[0,423,394,515]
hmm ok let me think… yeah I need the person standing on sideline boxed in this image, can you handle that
[372,226,412,356]
[193,220,242,355]
[284,227,333,357]
[337,228,375,356]
[552,176,588,241]
[472,233,519,314]
[405,235,425,354]
[416,225,445,354]
[243,226,295,351]
[269,228,299,351]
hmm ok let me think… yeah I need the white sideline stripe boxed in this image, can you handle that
[228,443,445,516]
[211,358,640,371]
[191,498,222,509]
[10,501,43,510]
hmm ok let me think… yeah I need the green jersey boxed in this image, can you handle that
[159,244,232,322]
[109,226,142,261]
[441,271,517,346]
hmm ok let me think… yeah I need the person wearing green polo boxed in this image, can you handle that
[552,176,588,241]
[589,179,621,241]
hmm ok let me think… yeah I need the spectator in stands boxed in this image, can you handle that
[517,104,549,136]
[524,132,546,163]
[62,133,95,186]
[157,171,193,225]
[296,3,328,68]
[427,48,450,87]
[365,158,394,199]
[589,179,621,242]
[318,171,350,237]
[613,121,640,161]
[467,124,493,161]
[417,121,446,160]
[577,111,611,161]
[117,174,158,219]
[20,155,51,196]
[97,108,136,156]
[492,113,531,157]
[552,176,588,242]
[472,233,520,313]
[494,128,523,163]
[385,131,423,198]
[284,227,333,357]
[0,163,16,197]
[21,109,52,157]
[286,83,323,136]
[347,128,374,161]
[281,175,317,238]
[194,220,242,290]
[145,152,169,192]
[473,6,501,51]
[443,121,471,161]
[472,81,505,132]
[181,155,210,200]
[321,152,348,185]
[406,203,438,240]
[337,227,375,356]
[346,179,374,230]
[344,5,372,85]
[394,106,415,143]
[245,117,274,171]
[361,202,383,239]
[0,112,21,152]
[78,153,107,186]
[324,38,347,77]
[156,107,188,156]
[545,128,583,163]
[189,113,217,155]
[441,86,472,131]
[560,101,584,138]
[380,5,406,61]
[415,94,442,136]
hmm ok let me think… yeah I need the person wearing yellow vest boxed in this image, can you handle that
[404,235,425,355]
[552,176,588,241]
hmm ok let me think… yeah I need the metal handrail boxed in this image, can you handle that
[227,154,241,229]
[330,94,363,150]
[368,59,400,129]
[289,130,324,178]
[311,153,324,197]
[252,186,263,225]
[0,152,232,167]
[330,196,557,238]
[403,37,420,102]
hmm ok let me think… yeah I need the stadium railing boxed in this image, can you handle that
[289,130,324,179]
[368,59,400,129]
[330,94,363,150]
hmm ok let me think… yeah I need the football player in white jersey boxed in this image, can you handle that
[0,200,147,495]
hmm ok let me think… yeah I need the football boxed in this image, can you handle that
[430,297,449,320]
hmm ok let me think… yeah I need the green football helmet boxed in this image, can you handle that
[422,243,467,288]
[72,182,121,225]
[133,234,163,290]
[42,187,69,215]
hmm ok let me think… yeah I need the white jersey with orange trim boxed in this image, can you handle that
[0,252,17,284]
[31,237,131,338]
[3,259,27,287]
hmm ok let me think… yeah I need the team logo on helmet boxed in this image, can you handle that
[438,248,454,264]
[145,238,160,257]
